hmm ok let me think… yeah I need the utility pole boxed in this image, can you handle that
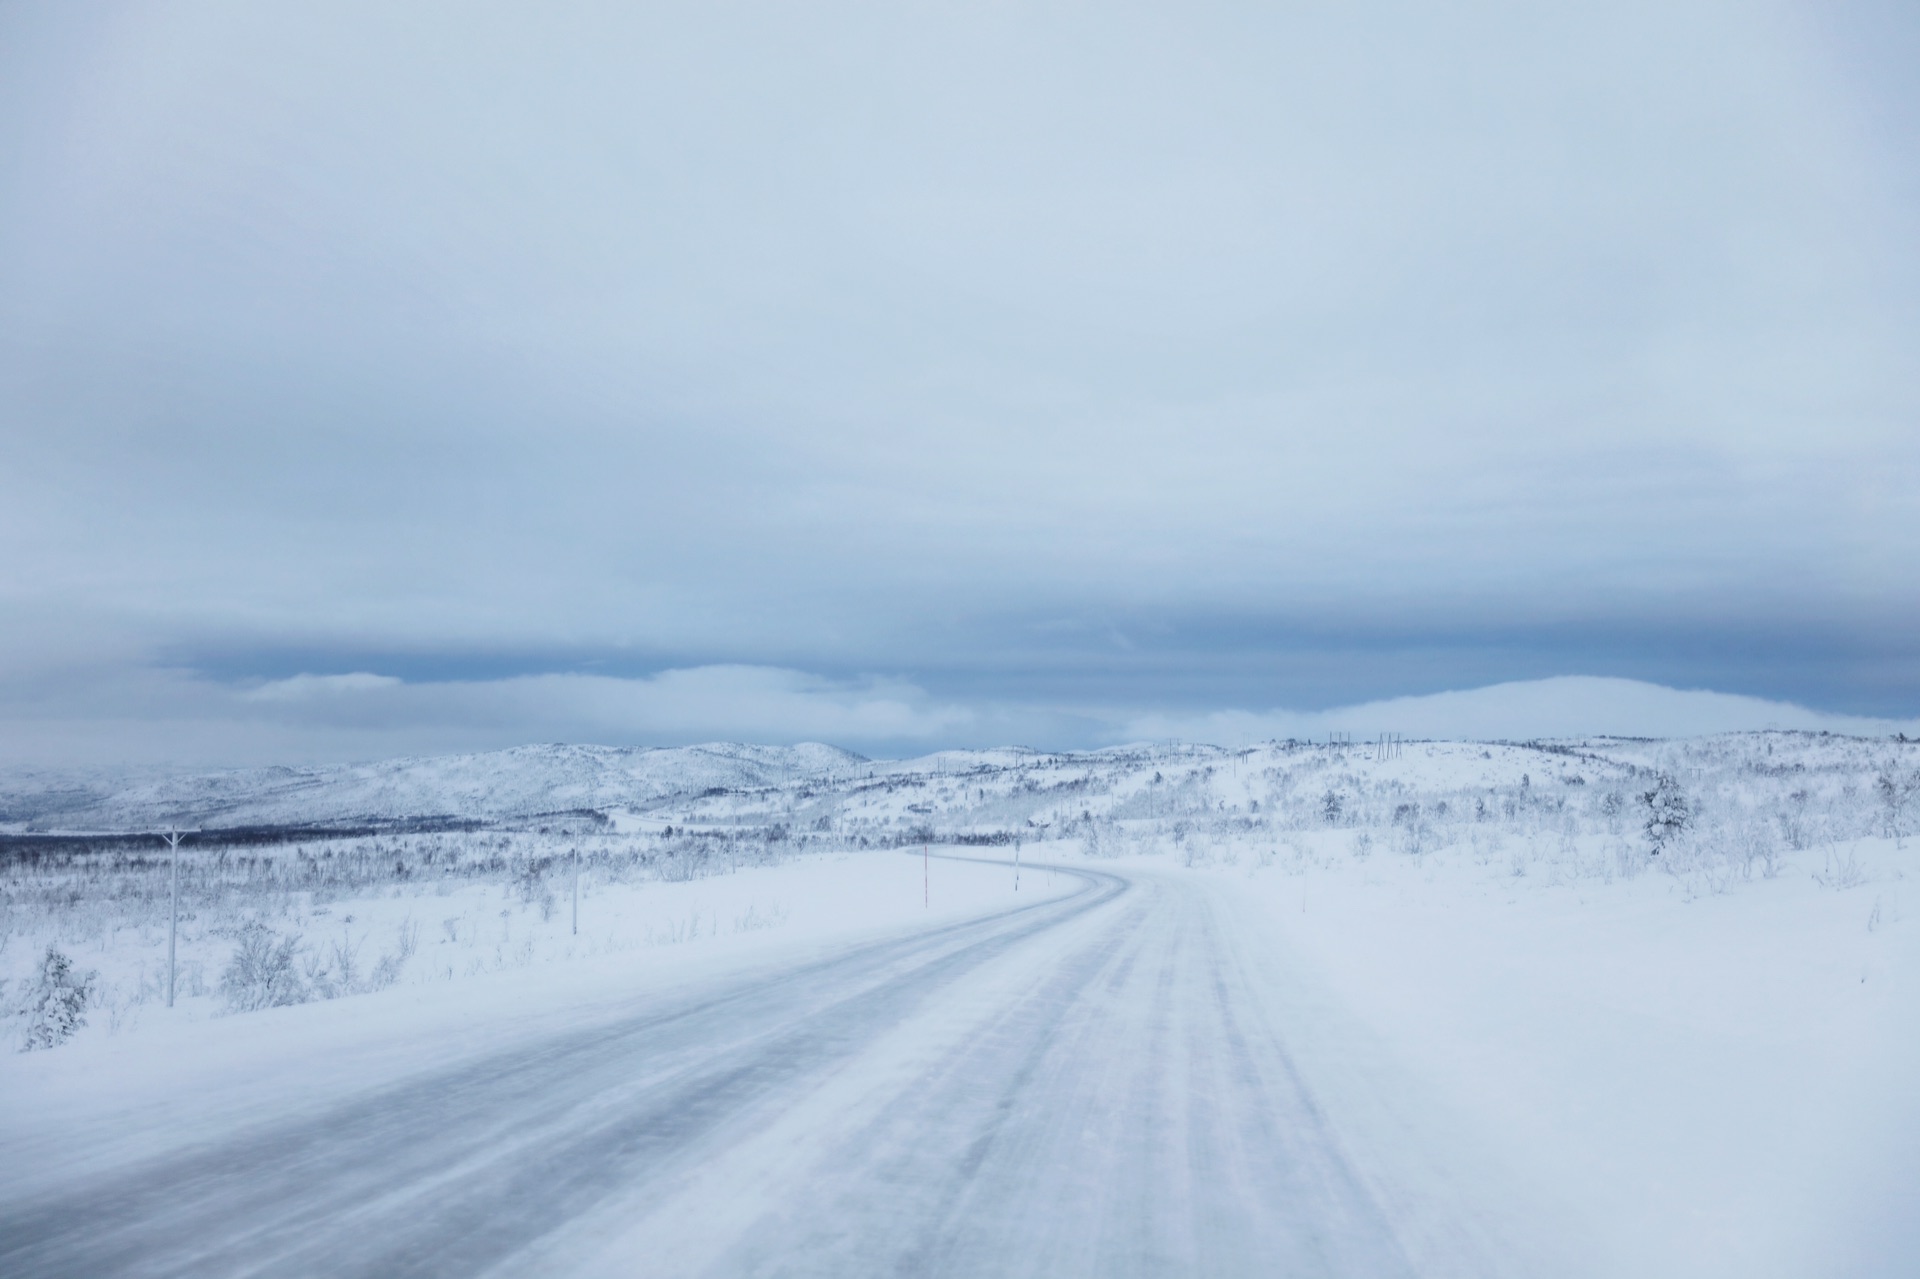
[1013,838,1022,892]
[163,831,184,1007]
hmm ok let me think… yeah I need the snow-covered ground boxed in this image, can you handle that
[0,851,1068,1205]
[0,843,1033,1043]
[2,731,1915,1274]
[1189,835,1918,1278]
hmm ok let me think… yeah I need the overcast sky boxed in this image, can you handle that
[3,1,1917,765]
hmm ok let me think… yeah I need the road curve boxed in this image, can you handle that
[0,857,1501,1277]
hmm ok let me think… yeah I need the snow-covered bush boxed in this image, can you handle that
[513,857,559,919]
[1390,801,1434,857]
[1876,767,1918,847]
[18,945,95,1050]
[221,924,308,1012]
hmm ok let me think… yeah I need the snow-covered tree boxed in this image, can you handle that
[1640,773,1690,856]
[19,945,94,1051]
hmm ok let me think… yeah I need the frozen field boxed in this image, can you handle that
[1,732,1915,1275]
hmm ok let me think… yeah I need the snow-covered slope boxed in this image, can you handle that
[4,729,1911,847]
[0,742,865,832]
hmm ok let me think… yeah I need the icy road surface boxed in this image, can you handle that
[0,858,1540,1277]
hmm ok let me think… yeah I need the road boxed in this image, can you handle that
[0,857,1522,1277]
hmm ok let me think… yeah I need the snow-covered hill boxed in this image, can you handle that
[0,741,865,833]
[4,730,1914,852]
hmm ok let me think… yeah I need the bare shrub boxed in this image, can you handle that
[369,918,419,990]
[304,928,359,1000]
[732,903,788,933]
[512,858,558,919]
[656,839,714,882]
[1776,789,1812,851]
[1599,789,1625,835]
[1813,843,1867,891]
[1389,802,1432,857]
[1740,819,1781,880]
[1876,768,1919,848]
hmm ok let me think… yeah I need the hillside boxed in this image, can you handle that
[0,741,866,833]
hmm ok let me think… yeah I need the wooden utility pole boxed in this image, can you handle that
[163,831,184,1007]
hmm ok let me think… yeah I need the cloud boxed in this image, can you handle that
[246,672,404,701]
[387,667,978,743]
[1122,677,1920,745]
[0,664,985,769]
[0,3,1916,762]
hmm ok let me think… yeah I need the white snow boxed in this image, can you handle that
[1185,837,1919,1278]
[0,849,1065,1201]
[3,729,1916,1273]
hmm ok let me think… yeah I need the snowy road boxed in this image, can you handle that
[0,857,1523,1277]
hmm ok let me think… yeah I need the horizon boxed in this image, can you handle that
[5,675,1917,777]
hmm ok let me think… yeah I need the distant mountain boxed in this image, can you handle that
[1122,676,1920,745]
[0,742,866,833]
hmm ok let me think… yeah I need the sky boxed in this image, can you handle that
[2,1,1917,766]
